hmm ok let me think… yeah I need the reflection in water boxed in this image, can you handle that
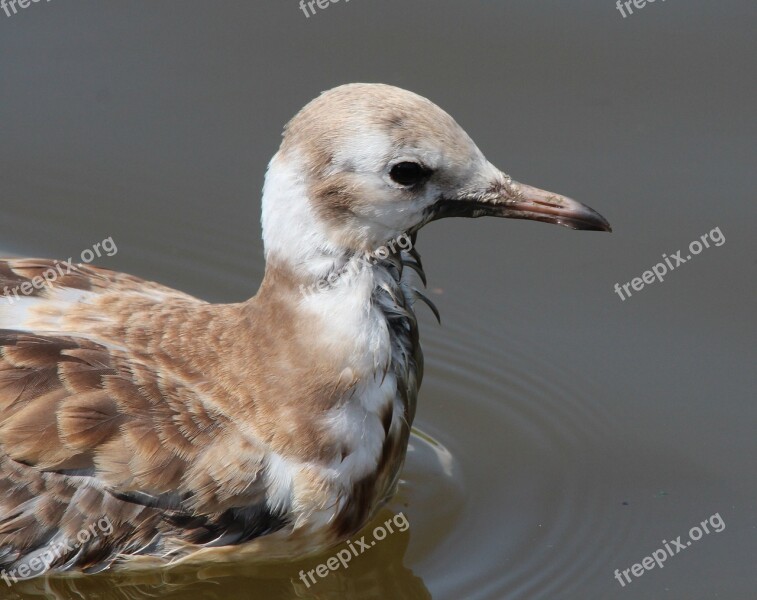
[4,509,430,600]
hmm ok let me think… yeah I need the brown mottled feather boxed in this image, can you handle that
[0,254,420,574]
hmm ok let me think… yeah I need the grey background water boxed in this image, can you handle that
[0,1,754,599]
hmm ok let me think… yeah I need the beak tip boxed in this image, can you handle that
[574,209,612,233]
[560,213,612,232]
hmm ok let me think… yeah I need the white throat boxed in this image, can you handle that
[261,151,352,281]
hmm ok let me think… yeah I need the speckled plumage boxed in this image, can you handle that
[0,84,609,578]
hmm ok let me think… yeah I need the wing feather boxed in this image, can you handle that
[0,260,287,574]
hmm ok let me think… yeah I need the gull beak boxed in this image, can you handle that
[435,176,612,232]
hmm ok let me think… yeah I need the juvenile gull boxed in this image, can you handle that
[0,84,610,576]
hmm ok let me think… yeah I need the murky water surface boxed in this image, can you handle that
[0,2,754,599]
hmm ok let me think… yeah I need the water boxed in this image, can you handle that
[0,1,754,599]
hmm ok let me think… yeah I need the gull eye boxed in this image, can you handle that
[389,162,430,187]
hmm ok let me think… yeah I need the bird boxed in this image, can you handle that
[0,83,610,578]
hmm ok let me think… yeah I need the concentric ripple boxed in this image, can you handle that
[385,294,650,600]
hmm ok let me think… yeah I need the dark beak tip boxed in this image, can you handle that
[589,219,612,233]
[562,215,612,232]
[577,209,612,233]
[597,216,613,233]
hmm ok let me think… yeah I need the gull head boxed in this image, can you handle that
[261,83,610,266]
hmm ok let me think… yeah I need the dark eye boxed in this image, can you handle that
[390,162,430,186]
